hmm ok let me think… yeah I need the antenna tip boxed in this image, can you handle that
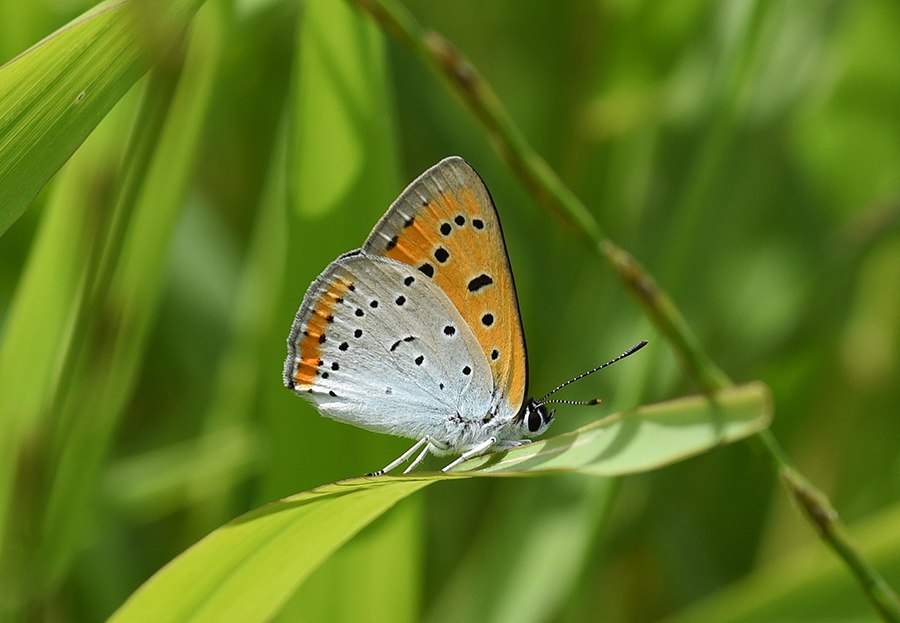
[588,398,602,405]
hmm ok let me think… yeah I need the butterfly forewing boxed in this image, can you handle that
[361,157,528,419]
[285,254,494,439]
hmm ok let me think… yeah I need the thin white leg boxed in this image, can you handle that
[441,436,498,472]
[403,443,433,474]
[367,437,429,476]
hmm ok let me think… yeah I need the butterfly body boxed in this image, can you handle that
[285,157,553,473]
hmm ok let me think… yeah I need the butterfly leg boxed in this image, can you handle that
[440,436,498,473]
[403,443,433,474]
[367,437,429,476]
[403,436,453,473]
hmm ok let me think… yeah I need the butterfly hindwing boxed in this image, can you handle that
[361,157,528,419]
[284,253,494,438]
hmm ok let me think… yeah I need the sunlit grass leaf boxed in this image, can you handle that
[459,380,773,475]
[0,0,204,236]
[110,478,431,623]
[110,382,772,623]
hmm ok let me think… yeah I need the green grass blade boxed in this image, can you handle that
[457,381,773,475]
[109,478,431,623]
[0,0,204,236]
[36,0,223,585]
[283,497,422,622]
[109,383,771,623]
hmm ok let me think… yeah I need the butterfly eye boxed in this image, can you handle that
[527,409,543,433]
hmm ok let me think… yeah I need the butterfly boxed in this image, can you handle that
[284,156,646,475]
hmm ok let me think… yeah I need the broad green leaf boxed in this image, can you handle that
[110,382,772,623]
[0,0,205,236]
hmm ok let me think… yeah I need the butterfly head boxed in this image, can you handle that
[518,399,555,438]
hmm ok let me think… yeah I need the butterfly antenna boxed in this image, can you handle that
[540,398,602,406]
[536,340,648,405]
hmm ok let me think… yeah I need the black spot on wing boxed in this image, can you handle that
[468,274,493,292]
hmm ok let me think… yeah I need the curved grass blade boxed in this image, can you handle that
[110,382,771,623]
[0,0,204,236]
[457,380,773,475]
[109,478,431,623]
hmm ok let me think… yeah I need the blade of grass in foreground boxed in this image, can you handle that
[0,0,204,236]
[37,0,223,586]
[109,382,771,623]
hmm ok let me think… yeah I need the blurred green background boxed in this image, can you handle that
[1,0,899,621]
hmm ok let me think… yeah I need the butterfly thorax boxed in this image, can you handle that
[428,397,554,456]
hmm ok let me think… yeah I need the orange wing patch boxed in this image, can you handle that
[292,278,353,391]
[364,158,528,414]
